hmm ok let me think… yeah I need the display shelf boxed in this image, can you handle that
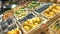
[1,0,60,34]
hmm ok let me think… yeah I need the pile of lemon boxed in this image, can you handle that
[7,28,20,34]
[23,17,42,31]
[44,4,60,17]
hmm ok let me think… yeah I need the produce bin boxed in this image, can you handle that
[0,16,22,34]
[18,12,47,34]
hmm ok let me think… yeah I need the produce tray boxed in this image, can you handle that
[18,12,36,24]
[26,2,52,12]
[18,12,47,34]
[14,7,32,20]
[34,3,52,14]
[41,4,60,19]
[0,16,21,34]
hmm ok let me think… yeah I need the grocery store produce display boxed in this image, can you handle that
[43,4,60,18]
[1,1,60,34]
[23,17,41,31]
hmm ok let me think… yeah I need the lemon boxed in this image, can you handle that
[24,26,30,31]
[7,30,17,34]
[44,13,49,17]
[29,19,33,25]
[32,17,36,23]
[53,4,56,7]
[23,22,28,25]
[27,19,30,23]
[49,12,54,17]
[15,28,19,34]
[31,25,36,28]
[52,9,58,14]
[36,17,41,23]
[34,23,38,26]
[45,11,50,14]
[49,6,53,10]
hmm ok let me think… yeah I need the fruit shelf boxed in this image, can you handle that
[17,12,47,34]
[31,13,60,34]
[25,1,52,12]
